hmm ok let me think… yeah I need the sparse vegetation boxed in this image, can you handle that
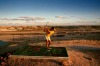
[13,46,68,57]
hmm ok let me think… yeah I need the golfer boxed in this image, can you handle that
[44,26,55,49]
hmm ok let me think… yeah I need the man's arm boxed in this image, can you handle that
[44,27,50,34]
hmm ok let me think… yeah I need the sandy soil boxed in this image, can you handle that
[6,41,100,66]
[0,32,100,66]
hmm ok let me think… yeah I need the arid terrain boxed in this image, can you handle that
[0,26,100,66]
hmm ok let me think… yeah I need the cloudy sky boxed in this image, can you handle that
[0,0,100,26]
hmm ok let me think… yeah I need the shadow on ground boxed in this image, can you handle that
[69,46,100,65]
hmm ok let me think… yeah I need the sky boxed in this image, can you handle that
[0,0,100,26]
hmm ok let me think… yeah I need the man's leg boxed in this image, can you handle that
[46,40,48,48]
[45,36,49,48]
[46,40,51,49]
[46,36,52,49]
[48,36,51,48]
[48,40,51,48]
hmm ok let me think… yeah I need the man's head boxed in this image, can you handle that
[50,27,55,31]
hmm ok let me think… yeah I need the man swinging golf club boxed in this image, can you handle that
[44,22,55,49]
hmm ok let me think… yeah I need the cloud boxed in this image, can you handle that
[0,18,10,20]
[19,16,45,20]
[70,16,75,17]
[0,16,46,22]
[55,16,66,19]
[0,17,24,21]
[75,21,100,25]
[76,20,100,25]
[97,17,100,19]
[79,17,86,20]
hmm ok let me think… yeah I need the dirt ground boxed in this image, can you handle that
[0,29,100,66]
[6,40,100,66]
